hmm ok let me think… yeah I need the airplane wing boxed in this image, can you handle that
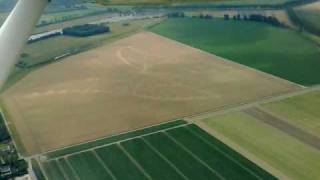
[0,0,49,90]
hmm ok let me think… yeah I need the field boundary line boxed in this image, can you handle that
[244,107,320,151]
[117,143,153,180]
[56,159,70,180]
[185,85,320,123]
[141,137,190,180]
[64,157,81,180]
[37,158,50,180]
[186,126,263,180]
[148,31,304,89]
[163,131,226,180]
[195,121,290,180]
[258,106,320,138]
[92,150,118,180]
[39,119,186,158]
[47,123,189,161]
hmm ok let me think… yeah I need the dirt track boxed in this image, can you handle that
[1,31,299,155]
[244,107,320,150]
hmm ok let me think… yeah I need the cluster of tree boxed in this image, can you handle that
[0,114,10,143]
[167,12,185,18]
[0,151,28,179]
[286,7,320,36]
[224,14,283,27]
[199,14,213,19]
[63,24,110,37]
[9,160,28,178]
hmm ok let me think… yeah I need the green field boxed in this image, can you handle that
[263,90,320,137]
[33,120,276,180]
[202,112,320,180]
[150,18,320,85]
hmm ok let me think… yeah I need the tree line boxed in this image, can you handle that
[224,14,284,27]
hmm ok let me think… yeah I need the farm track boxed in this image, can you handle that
[244,107,320,151]
[187,85,320,122]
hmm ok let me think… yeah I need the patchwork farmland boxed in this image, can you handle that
[32,120,277,180]
[150,18,320,85]
[0,31,298,155]
[199,90,320,180]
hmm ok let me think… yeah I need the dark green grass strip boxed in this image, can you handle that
[47,120,187,159]
[143,132,222,180]
[31,158,46,180]
[187,124,277,180]
[167,127,263,180]
[57,158,78,180]
[121,138,185,180]
[95,144,149,180]
[42,160,66,180]
[67,151,113,180]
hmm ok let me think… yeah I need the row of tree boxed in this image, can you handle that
[168,12,213,19]
[224,14,283,27]
[63,24,110,37]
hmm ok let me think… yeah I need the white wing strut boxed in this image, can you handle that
[0,0,49,90]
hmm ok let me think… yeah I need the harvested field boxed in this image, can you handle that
[33,121,276,180]
[1,31,299,155]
